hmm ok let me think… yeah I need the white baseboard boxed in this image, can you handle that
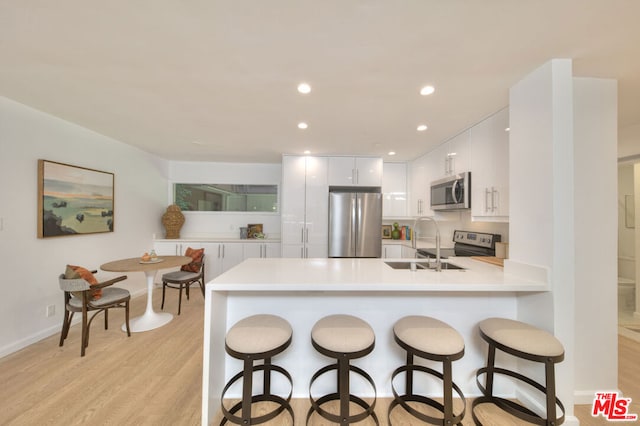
[0,324,62,359]
[574,388,624,405]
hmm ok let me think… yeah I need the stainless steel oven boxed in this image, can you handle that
[417,230,501,259]
[430,172,470,211]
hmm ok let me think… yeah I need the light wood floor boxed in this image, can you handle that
[0,289,638,425]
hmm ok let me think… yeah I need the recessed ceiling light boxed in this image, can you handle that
[297,83,311,94]
[417,124,428,131]
[298,122,308,129]
[388,151,396,156]
[505,127,510,132]
[420,85,435,96]
[303,150,311,155]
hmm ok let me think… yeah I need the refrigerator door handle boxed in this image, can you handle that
[352,194,359,252]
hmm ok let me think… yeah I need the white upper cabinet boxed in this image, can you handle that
[440,130,470,177]
[382,162,407,217]
[281,155,329,258]
[470,107,509,221]
[408,154,432,217]
[328,156,383,186]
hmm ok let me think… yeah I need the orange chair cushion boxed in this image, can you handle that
[181,247,204,273]
[65,265,102,300]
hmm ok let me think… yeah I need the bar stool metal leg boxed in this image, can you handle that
[472,317,565,426]
[220,314,294,426]
[388,315,466,426]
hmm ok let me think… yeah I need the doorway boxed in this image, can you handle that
[618,162,640,340]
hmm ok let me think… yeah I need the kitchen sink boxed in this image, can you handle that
[384,261,466,271]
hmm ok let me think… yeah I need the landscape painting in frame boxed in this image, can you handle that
[38,160,114,238]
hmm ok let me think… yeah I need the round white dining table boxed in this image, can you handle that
[101,255,192,332]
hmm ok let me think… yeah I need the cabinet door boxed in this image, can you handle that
[154,242,182,256]
[328,157,355,186]
[304,156,328,248]
[355,157,383,186]
[198,243,221,282]
[401,245,417,258]
[328,156,382,186]
[383,162,407,217]
[446,130,470,175]
[409,155,428,216]
[382,244,402,259]
[470,107,509,220]
[220,243,244,273]
[243,243,262,259]
[263,243,281,258]
[244,242,281,259]
[306,243,328,259]
[492,109,510,217]
[470,117,495,217]
[282,244,304,258]
[281,156,307,245]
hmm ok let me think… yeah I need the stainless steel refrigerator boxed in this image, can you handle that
[328,188,382,258]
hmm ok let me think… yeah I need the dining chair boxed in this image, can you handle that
[58,269,131,357]
[161,253,205,315]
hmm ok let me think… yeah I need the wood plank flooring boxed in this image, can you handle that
[0,289,638,425]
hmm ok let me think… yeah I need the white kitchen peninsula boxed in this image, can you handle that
[201,257,548,425]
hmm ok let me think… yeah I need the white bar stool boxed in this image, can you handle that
[388,315,466,425]
[472,317,565,425]
[220,314,294,425]
[307,314,378,425]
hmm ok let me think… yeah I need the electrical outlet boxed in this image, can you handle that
[46,304,55,317]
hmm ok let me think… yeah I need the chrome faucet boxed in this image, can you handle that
[412,216,441,272]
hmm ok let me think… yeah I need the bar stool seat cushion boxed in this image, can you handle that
[226,314,292,354]
[479,317,564,357]
[312,314,374,353]
[394,315,464,355]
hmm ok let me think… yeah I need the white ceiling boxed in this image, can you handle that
[1,1,639,163]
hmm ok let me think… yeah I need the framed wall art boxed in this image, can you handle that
[37,159,114,238]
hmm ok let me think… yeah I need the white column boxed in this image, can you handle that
[635,163,640,319]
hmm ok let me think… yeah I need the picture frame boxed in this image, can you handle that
[37,159,115,238]
[247,223,264,239]
[381,225,392,239]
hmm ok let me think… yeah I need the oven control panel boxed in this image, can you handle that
[452,230,501,249]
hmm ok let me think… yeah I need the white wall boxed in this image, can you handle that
[167,161,281,238]
[635,164,640,317]
[573,77,618,401]
[510,59,577,418]
[508,60,619,423]
[619,124,640,160]
[0,97,168,357]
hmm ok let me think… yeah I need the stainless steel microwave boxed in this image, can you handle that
[430,172,471,211]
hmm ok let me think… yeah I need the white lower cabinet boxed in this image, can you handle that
[401,245,417,258]
[382,243,416,258]
[382,244,403,259]
[153,241,188,256]
[243,242,281,259]
[154,241,245,282]
[204,243,244,279]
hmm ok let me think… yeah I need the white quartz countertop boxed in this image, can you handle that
[208,257,548,292]
[155,237,280,243]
